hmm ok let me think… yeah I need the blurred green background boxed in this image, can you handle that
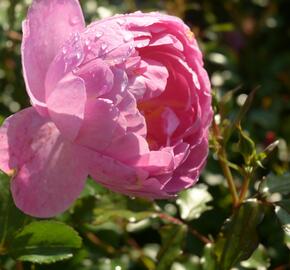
[0,0,289,269]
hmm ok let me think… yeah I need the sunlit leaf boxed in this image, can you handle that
[240,244,270,269]
[176,184,213,221]
[260,173,290,195]
[93,208,154,225]
[214,200,266,270]
[201,243,217,270]
[9,221,82,264]
[285,232,290,250]
[275,200,290,234]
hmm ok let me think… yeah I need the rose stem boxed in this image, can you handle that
[212,120,239,207]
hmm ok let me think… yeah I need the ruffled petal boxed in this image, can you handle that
[0,108,89,217]
[162,137,208,193]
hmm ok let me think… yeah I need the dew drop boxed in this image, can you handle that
[85,39,90,46]
[123,32,133,42]
[70,16,80,26]
[101,43,108,51]
[62,47,67,55]
[76,52,81,60]
[95,31,103,40]
[74,33,80,42]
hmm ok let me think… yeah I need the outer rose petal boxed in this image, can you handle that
[47,74,87,141]
[0,108,89,218]
[162,137,209,193]
[89,154,170,198]
[22,0,85,114]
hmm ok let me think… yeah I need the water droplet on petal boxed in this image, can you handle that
[95,31,103,40]
[101,43,108,51]
[76,52,81,60]
[73,33,81,43]
[123,32,133,42]
[62,47,67,55]
[70,15,80,26]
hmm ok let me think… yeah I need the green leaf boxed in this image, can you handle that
[156,224,187,270]
[91,194,155,225]
[93,208,154,225]
[0,172,28,253]
[237,126,256,165]
[260,173,290,195]
[240,244,270,269]
[209,23,235,32]
[277,200,290,250]
[275,200,290,234]
[234,87,258,126]
[285,231,290,250]
[176,184,213,221]
[172,259,202,270]
[0,115,4,125]
[214,200,266,270]
[9,221,82,264]
[224,87,258,142]
[201,243,218,270]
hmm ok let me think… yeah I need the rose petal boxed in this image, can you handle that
[162,137,208,192]
[75,98,125,151]
[22,0,85,114]
[149,33,184,51]
[47,74,87,141]
[129,150,175,175]
[74,58,114,97]
[104,133,149,162]
[89,152,148,188]
[0,107,89,217]
[128,58,168,100]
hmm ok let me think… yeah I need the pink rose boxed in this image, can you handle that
[0,0,212,217]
